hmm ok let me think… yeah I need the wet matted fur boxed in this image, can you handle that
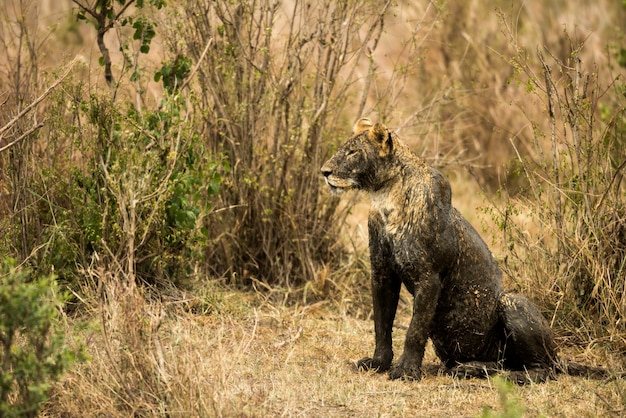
[321,119,560,383]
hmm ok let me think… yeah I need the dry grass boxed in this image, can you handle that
[46,283,625,417]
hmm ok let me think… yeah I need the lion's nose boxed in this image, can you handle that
[321,165,332,178]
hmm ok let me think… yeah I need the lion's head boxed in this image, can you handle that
[320,118,394,194]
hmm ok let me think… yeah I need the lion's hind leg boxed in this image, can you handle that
[498,293,558,377]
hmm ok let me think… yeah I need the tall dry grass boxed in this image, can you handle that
[369,1,626,188]
[483,18,626,349]
[161,0,406,288]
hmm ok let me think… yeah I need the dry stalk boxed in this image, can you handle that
[0,57,79,152]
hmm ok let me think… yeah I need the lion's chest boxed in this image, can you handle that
[370,190,427,234]
[370,200,401,236]
[368,191,455,272]
[369,205,428,268]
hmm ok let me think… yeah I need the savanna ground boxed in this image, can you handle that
[52,279,624,417]
[1,0,626,416]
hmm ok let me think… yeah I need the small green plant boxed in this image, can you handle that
[155,55,193,94]
[0,258,78,418]
[479,377,526,418]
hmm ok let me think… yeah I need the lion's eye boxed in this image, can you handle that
[346,149,358,157]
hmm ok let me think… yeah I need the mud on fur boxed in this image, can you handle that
[321,118,612,384]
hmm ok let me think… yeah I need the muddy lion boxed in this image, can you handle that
[321,118,602,383]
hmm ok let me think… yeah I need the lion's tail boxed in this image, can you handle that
[556,360,623,380]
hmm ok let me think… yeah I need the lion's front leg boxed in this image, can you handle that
[358,217,401,373]
[357,268,401,373]
[389,274,441,380]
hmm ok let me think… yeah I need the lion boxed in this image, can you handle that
[321,118,562,383]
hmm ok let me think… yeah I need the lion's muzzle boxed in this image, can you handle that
[321,163,354,194]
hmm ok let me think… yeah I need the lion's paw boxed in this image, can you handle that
[357,357,391,373]
[389,356,423,381]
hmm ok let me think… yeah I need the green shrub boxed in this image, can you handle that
[0,258,78,418]
[23,1,228,290]
[65,89,227,288]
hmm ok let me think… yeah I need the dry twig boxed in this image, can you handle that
[0,57,79,153]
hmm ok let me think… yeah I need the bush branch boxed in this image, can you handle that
[0,57,78,153]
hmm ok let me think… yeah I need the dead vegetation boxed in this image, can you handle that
[0,0,625,416]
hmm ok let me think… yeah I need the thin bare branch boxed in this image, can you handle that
[0,57,78,152]
[0,121,43,153]
[180,38,214,92]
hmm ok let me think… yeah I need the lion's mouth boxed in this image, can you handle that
[324,177,354,194]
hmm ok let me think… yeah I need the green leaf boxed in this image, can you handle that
[133,29,143,40]
[617,47,626,69]
[149,0,166,9]
[209,176,221,195]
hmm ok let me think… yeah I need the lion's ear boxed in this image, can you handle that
[352,118,373,134]
[369,122,392,156]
